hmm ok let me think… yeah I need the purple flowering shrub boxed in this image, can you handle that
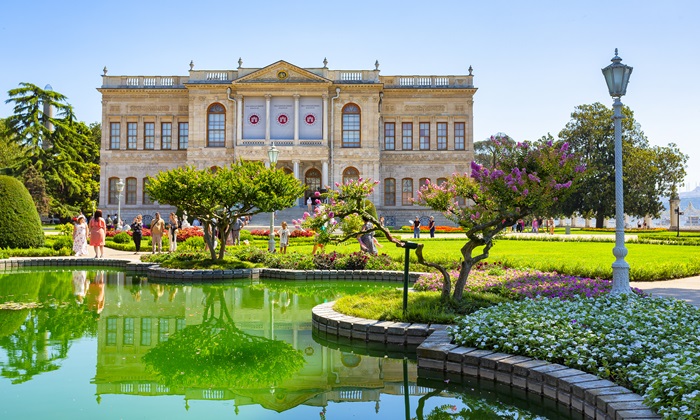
[414,262,645,300]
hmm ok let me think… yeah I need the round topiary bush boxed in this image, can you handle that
[0,175,45,249]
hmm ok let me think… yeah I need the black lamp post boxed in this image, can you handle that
[675,207,684,237]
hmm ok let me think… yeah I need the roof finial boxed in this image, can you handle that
[375,60,380,71]
[103,66,108,76]
[323,57,328,68]
[238,57,243,69]
[468,65,473,76]
[189,60,194,71]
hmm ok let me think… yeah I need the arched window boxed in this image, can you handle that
[108,177,119,205]
[402,178,414,206]
[419,178,430,187]
[125,177,137,205]
[384,178,396,206]
[209,166,220,173]
[143,178,153,205]
[282,167,293,175]
[342,103,360,148]
[437,177,448,186]
[207,103,226,147]
[342,167,360,184]
[305,168,322,201]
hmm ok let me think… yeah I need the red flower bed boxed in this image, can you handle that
[249,229,313,238]
[177,227,203,242]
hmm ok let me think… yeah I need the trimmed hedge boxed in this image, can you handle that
[0,175,45,249]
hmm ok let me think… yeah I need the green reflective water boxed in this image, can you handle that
[0,268,581,419]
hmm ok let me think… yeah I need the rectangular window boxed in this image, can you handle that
[402,178,414,206]
[454,122,465,150]
[110,123,120,150]
[126,123,137,150]
[384,122,395,150]
[384,178,396,206]
[178,122,189,150]
[437,122,447,150]
[108,178,118,205]
[158,318,169,343]
[419,123,430,150]
[140,318,152,346]
[342,114,360,148]
[161,122,172,150]
[125,178,137,205]
[123,317,135,346]
[402,123,413,150]
[144,123,155,150]
[208,114,225,147]
[176,318,186,333]
[143,178,153,205]
[106,317,117,346]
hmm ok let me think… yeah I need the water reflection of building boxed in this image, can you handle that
[93,273,426,413]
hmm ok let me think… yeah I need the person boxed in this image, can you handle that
[277,221,290,254]
[89,209,106,258]
[413,216,421,238]
[231,217,244,245]
[168,212,179,252]
[72,270,89,304]
[357,220,378,255]
[312,224,326,255]
[548,217,555,235]
[428,216,436,238]
[72,215,89,257]
[86,271,106,315]
[531,217,539,233]
[379,216,385,227]
[131,214,143,254]
[151,212,166,253]
[516,219,524,233]
[307,196,312,213]
[192,217,201,227]
[106,214,114,230]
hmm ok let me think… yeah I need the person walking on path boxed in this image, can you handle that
[231,217,244,245]
[428,216,436,238]
[73,215,89,257]
[531,217,539,233]
[277,221,290,254]
[413,216,421,238]
[130,215,143,253]
[151,212,166,253]
[89,210,106,258]
[168,213,179,252]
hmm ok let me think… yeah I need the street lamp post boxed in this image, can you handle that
[116,178,125,231]
[602,49,633,295]
[675,207,684,237]
[268,144,280,252]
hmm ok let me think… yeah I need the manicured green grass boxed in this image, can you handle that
[333,288,510,324]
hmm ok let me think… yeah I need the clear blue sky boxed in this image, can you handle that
[2,0,698,189]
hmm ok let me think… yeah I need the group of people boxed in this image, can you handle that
[71,209,108,258]
[411,216,436,238]
[513,217,555,234]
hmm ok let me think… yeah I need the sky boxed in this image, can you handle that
[1,0,699,189]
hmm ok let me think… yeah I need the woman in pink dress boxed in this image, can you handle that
[89,209,107,258]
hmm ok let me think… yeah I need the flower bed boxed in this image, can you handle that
[249,229,314,238]
[448,295,700,419]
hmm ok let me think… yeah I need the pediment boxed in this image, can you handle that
[234,61,331,84]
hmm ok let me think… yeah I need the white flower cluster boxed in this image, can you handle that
[448,295,700,419]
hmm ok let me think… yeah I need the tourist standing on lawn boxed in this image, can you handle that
[168,212,179,252]
[231,217,244,245]
[130,215,143,254]
[413,216,421,238]
[428,216,436,238]
[277,221,290,254]
[151,212,166,253]
[72,215,89,257]
[89,210,106,258]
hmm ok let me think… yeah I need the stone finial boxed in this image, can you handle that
[189,60,194,70]
[103,66,108,76]
[468,65,473,76]
[375,60,380,71]
[238,57,243,69]
[323,57,328,68]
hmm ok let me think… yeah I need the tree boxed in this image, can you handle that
[558,103,687,227]
[146,160,305,260]
[0,175,45,248]
[473,132,516,167]
[0,118,24,171]
[3,84,101,216]
[300,139,583,302]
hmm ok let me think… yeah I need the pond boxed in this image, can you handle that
[0,268,582,419]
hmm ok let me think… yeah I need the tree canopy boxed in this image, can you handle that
[146,160,305,260]
[558,102,687,227]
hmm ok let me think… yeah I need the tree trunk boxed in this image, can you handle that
[595,213,605,229]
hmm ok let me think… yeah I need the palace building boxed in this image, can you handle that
[98,59,476,226]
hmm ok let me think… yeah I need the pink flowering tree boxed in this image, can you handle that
[417,137,585,300]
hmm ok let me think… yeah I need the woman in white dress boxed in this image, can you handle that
[73,215,89,256]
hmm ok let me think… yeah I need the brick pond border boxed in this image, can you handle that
[311,302,660,420]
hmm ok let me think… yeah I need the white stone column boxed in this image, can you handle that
[236,95,243,144]
[293,94,300,142]
[322,94,328,143]
[265,94,271,142]
[293,160,300,206]
[322,161,328,187]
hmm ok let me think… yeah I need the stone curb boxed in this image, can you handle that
[312,302,660,420]
[0,258,424,282]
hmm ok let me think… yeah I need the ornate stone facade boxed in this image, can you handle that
[98,60,476,225]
